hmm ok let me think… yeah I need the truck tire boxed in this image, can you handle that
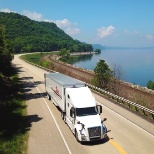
[47,94,51,100]
[104,125,107,133]
[75,130,79,142]
[61,111,66,124]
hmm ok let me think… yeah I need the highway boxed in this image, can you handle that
[12,54,154,154]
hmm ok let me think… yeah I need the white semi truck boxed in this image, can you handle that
[44,72,107,142]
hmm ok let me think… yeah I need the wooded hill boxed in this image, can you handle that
[0,12,93,53]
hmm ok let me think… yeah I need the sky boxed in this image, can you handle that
[0,0,154,48]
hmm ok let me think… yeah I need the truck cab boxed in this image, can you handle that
[65,86,107,142]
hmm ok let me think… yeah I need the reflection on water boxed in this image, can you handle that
[70,48,154,86]
[69,54,93,64]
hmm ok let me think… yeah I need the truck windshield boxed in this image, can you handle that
[76,107,98,116]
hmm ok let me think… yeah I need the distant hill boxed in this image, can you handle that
[0,12,93,53]
[92,44,105,50]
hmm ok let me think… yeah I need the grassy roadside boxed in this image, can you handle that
[0,65,28,154]
[21,52,52,68]
[21,53,43,65]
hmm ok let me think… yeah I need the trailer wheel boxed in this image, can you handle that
[47,94,51,100]
[61,111,66,124]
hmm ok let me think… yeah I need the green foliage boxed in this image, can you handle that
[59,48,70,58]
[0,12,93,53]
[21,53,42,65]
[0,24,13,70]
[40,60,50,68]
[0,25,5,48]
[94,48,101,53]
[21,52,52,69]
[92,59,112,89]
[147,80,154,90]
[0,66,27,154]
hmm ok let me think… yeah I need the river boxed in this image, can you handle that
[70,48,154,87]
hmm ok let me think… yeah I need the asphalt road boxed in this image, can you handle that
[12,54,154,154]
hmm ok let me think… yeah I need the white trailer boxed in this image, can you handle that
[44,72,107,142]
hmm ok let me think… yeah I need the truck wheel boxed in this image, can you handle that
[105,125,107,133]
[47,94,51,100]
[75,130,79,142]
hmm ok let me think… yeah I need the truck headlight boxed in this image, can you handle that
[80,130,87,141]
[81,134,86,140]
[80,129,85,136]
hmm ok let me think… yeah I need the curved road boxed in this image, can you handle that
[12,55,154,154]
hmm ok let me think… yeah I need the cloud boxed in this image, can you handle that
[22,10,80,35]
[45,18,80,35]
[51,19,80,35]
[97,26,115,38]
[22,10,43,21]
[65,27,80,35]
[146,34,154,40]
[123,30,154,42]
[0,8,16,13]
[123,30,140,36]
[54,19,71,28]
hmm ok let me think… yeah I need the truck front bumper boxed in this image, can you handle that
[81,133,107,142]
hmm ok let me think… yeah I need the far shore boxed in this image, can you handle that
[70,51,97,56]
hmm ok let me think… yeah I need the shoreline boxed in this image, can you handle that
[70,51,97,56]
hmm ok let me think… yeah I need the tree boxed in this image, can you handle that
[59,48,70,58]
[59,48,67,57]
[147,80,154,90]
[94,49,101,53]
[109,64,125,95]
[65,50,70,58]
[0,25,5,49]
[0,25,13,69]
[92,59,112,89]
[0,12,93,53]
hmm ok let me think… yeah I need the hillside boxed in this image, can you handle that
[0,12,93,53]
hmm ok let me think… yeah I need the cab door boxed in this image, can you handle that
[65,92,74,131]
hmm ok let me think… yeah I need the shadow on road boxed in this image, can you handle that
[25,114,43,131]
[81,136,110,146]
[18,71,46,100]
[25,92,47,100]
[0,64,44,140]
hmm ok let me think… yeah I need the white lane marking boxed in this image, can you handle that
[23,72,72,154]
[97,101,154,138]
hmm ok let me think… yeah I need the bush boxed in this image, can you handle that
[147,80,154,90]
[40,60,50,68]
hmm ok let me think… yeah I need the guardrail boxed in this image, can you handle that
[21,57,154,120]
[86,83,154,120]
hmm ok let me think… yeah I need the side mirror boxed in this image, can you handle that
[77,121,81,124]
[77,121,85,129]
[101,118,107,123]
[97,105,102,114]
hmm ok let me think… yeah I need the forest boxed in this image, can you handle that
[0,12,93,53]
[0,24,13,68]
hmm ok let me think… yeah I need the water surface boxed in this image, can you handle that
[71,48,154,86]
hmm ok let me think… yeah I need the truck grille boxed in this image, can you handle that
[88,126,101,139]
